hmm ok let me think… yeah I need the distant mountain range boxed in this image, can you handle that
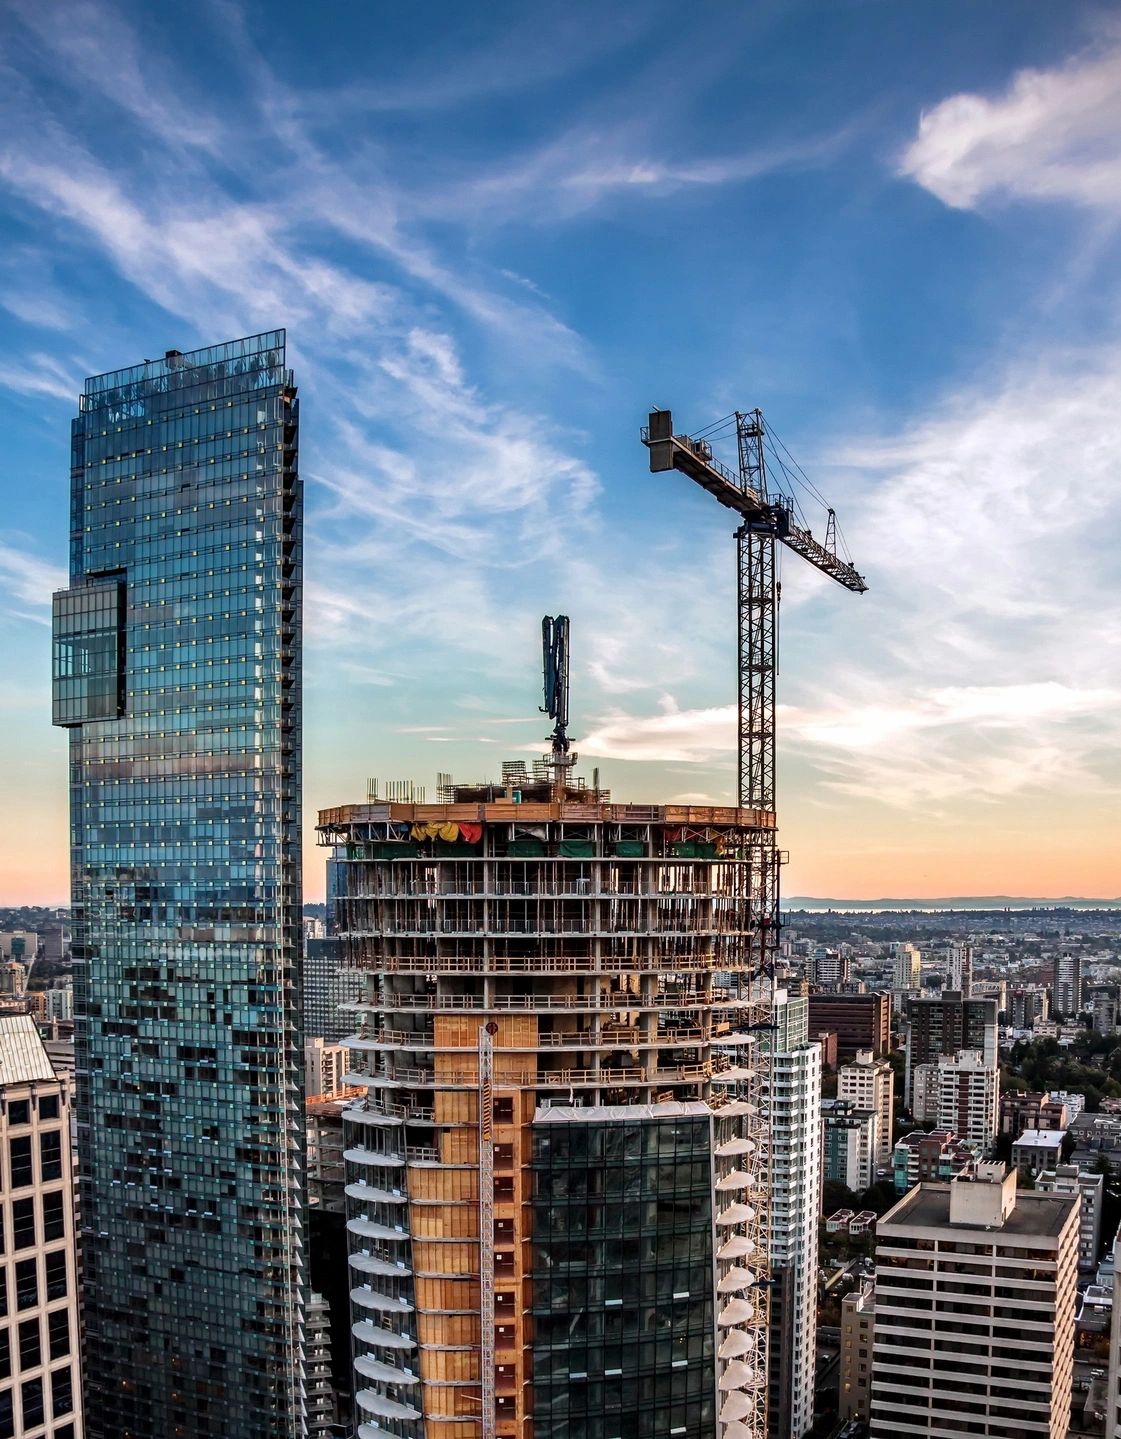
[783,895,1121,911]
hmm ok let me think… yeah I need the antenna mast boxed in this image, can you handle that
[540,615,576,800]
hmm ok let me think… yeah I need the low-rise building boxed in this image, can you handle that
[891,1128,981,1194]
[839,1280,874,1423]
[1012,1128,1067,1176]
[822,1098,878,1192]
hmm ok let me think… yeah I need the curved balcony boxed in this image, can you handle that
[355,1390,422,1423]
[341,1145,406,1168]
[352,1320,415,1351]
[345,1182,407,1204]
[350,1286,414,1313]
[347,1218,410,1243]
[349,1253,412,1280]
[355,1355,420,1386]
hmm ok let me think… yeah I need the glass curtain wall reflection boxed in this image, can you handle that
[52,333,304,1439]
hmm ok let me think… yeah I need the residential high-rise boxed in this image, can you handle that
[870,1167,1078,1437]
[838,1281,874,1424]
[947,942,973,997]
[320,773,776,1439]
[811,948,850,991]
[1054,951,1083,1018]
[0,1015,83,1439]
[891,943,921,993]
[904,992,997,1109]
[807,992,891,1060]
[765,992,822,1439]
[1107,1221,1121,1439]
[1036,1164,1103,1273]
[305,935,364,1042]
[838,1048,894,1172]
[933,1048,999,1145]
[52,333,304,1438]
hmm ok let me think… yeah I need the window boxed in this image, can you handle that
[20,1376,43,1430]
[47,1313,69,1363]
[50,1366,73,1418]
[11,1201,34,1252]
[41,1193,64,1244]
[39,1133,62,1183]
[37,1096,59,1121]
[0,1387,12,1439]
[17,1320,39,1371]
[14,1261,36,1312]
[8,1139,32,1190]
[45,1252,67,1303]
[0,1332,9,1382]
[7,1101,29,1127]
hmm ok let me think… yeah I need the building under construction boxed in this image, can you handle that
[319,758,777,1439]
[322,404,865,1439]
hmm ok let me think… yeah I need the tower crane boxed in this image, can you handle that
[642,408,866,811]
[641,407,865,1439]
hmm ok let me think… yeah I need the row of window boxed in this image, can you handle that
[0,1099,59,1128]
[0,1366,74,1436]
[0,1309,72,1375]
[0,1251,69,1316]
[0,1190,67,1254]
[2,1133,63,1193]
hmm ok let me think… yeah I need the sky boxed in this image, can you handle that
[1,0,1120,904]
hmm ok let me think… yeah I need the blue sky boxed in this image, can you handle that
[2,0,1120,902]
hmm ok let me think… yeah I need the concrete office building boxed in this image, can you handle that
[52,333,304,1438]
[0,1015,83,1438]
[838,1048,894,1171]
[322,774,777,1439]
[871,1167,1078,1438]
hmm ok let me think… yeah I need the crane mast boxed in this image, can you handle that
[642,406,865,1439]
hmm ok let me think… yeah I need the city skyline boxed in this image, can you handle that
[2,1,1121,904]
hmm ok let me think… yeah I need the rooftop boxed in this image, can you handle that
[1014,1128,1067,1147]
[881,1182,1076,1238]
[0,1015,59,1087]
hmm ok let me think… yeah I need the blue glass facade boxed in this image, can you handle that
[53,333,304,1438]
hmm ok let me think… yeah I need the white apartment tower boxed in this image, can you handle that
[1054,951,1083,1018]
[871,1167,1078,1437]
[0,1015,83,1439]
[935,1048,999,1145]
[838,1049,894,1172]
[947,942,973,997]
[766,993,822,1439]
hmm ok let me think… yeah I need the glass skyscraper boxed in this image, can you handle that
[52,332,304,1438]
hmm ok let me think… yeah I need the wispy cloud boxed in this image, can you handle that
[0,352,81,401]
[900,41,1121,209]
[0,539,65,613]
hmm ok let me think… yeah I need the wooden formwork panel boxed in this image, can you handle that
[435,1090,477,1125]
[417,1313,480,1347]
[419,1349,480,1383]
[411,1205,479,1240]
[409,1167,477,1203]
[411,1240,478,1275]
[423,1384,488,1418]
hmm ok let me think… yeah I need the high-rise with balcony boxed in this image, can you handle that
[765,991,821,1439]
[51,333,304,1438]
[320,763,776,1439]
